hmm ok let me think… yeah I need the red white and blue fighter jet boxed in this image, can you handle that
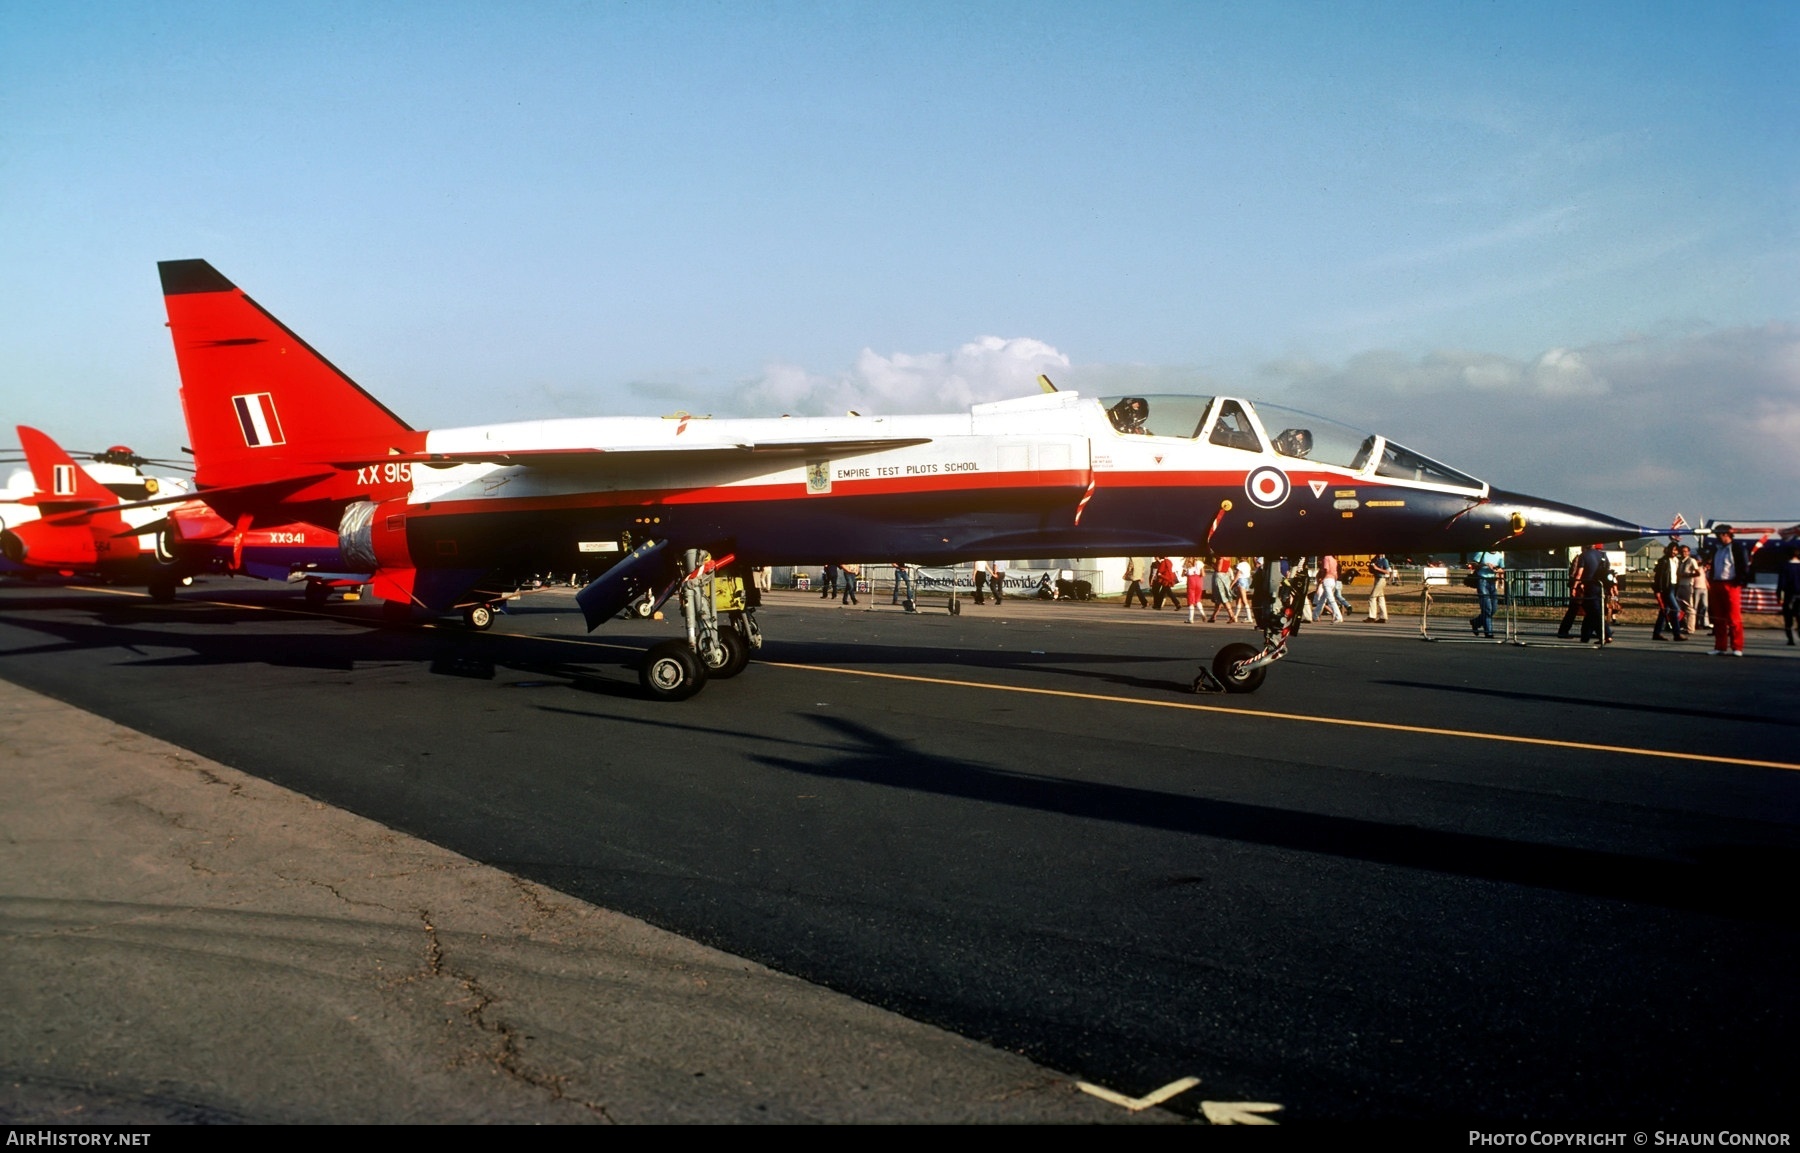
[157,258,1641,699]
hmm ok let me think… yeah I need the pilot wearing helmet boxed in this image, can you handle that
[1108,397,1150,434]
[1273,427,1314,459]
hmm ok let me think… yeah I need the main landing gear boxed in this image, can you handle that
[640,639,706,701]
[1194,563,1308,695]
[635,548,761,701]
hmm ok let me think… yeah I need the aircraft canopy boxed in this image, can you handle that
[1101,394,1485,492]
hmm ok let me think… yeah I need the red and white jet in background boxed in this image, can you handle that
[156,258,1645,699]
[0,425,367,602]
[0,427,193,591]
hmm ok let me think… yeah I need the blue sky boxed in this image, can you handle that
[2,1,1794,525]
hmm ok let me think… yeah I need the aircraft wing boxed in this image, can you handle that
[42,435,934,520]
[328,437,932,472]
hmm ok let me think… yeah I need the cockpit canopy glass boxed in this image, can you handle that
[1206,399,1262,452]
[1102,395,1215,439]
[1374,441,1483,490]
[1099,393,1486,492]
[1252,402,1377,471]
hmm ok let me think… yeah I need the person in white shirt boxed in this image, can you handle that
[1232,560,1253,623]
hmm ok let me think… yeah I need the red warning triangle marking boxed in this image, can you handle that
[1308,480,1327,498]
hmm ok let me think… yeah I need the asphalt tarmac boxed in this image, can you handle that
[1,579,1795,1124]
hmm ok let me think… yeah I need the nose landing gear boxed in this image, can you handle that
[1195,562,1307,695]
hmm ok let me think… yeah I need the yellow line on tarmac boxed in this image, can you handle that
[68,585,149,598]
[757,661,1800,774]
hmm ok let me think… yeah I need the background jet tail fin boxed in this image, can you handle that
[158,260,421,490]
[16,425,114,507]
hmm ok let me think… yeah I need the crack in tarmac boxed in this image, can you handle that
[509,874,565,923]
[273,873,402,915]
[415,907,616,1123]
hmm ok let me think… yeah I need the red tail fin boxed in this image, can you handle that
[158,261,423,496]
[2,426,127,569]
[16,426,114,509]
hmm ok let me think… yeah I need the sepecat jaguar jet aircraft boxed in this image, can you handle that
[156,258,1642,699]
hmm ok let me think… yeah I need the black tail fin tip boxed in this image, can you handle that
[159,260,237,296]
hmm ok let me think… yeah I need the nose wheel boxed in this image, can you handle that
[1194,565,1307,695]
[1206,641,1269,693]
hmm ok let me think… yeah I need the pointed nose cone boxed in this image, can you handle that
[1485,488,1645,549]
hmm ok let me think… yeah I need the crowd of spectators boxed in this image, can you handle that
[802,529,1799,654]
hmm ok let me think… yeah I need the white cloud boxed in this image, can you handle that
[731,335,1070,416]
[1528,348,1607,396]
[1460,359,1521,391]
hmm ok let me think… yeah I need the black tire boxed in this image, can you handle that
[1211,642,1268,694]
[949,597,961,617]
[633,593,655,618]
[701,628,750,679]
[464,603,495,630]
[147,576,178,603]
[304,581,329,607]
[640,640,706,701]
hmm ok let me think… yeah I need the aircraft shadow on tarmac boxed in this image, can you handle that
[6,589,1788,747]
[612,710,1800,927]
[0,591,1236,698]
[1374,678,1798,729]
[0,599,653,692]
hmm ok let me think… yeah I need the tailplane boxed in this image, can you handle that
[158,260,423,496]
